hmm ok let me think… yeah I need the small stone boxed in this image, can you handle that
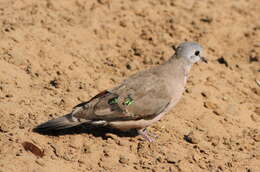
[62,153,75,162]
[0,123,9,132]
[119,21,127,27]
[222,96,229,101]
[255,107,260,116]
[251,87,260,96]
[35,159,45,166]
[254,134,260,142]
[78,159,85,164]
[217,57,228,67]
[119,155,129,164]
[201,91,210,98]
[185,88,192,93]
[156,156,163,163]
[165,152,177,164]
[82,144,91,154]
[213,109,224,116]
[184,132,201,144]
[5,94,13,98]
[50,79,59,88]
[192,153,201,162]
[251,114,260,122]
[143,57,153,65]
[69,136,82,149]
[131,43,142,56]
[200,17,213,23]
[210,136,220,146]
[126,64,132,70]
[177,161,193,171]
[97,0,110,5]
[204,101,218,109]
[249,55,258,63]
[103,149,111,157]
[22,141,44,157]
[68,144,78,149]
[50,144,62,157]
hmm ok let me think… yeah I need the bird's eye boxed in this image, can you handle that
[195,51,200,56]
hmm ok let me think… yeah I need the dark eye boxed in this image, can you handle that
[195,51,200,56]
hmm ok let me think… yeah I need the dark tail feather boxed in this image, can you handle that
[33,114,84,132]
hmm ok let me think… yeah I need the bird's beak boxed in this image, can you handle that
[200,56,208,63]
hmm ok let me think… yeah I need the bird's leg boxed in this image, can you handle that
[137,128,156,142]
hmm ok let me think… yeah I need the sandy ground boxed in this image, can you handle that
[0,0,260,171]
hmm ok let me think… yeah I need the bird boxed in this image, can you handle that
[34,42,207,142]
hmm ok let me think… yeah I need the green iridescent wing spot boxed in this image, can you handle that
[108,97,118,105]
[123,95,134,106]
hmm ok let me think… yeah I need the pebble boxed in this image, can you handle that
[184,131,201,144]
[251,114,260,122]
[119,155,129,164]
[82,144,92,154]
[255,107,260,116]
[165,152,177,164]
[177,161,192,171]
[103,148,111,157]
[5,94,13,98]
[50,144,62,157]
[251,87,260,96]
[204,101,218,110]
[222,96,229,101]
[185,88,192,93]
[0,123,9,132]
[254,134,260,142]
[22,141,44,158]
[62,153,76,162]
[201,91,210,98]
[192,153,201,162]
[210,136,220,146]
[217,57,228,67]
[49,79,59,88]
[35,159,45,166]
[200,16,213,23]
[119,20,127,27]
[213,109,224,116]
[78,158,85,164]
[126,64,132,70]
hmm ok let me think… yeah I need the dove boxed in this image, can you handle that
[34,42,207,142]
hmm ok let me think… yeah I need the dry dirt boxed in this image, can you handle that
[0,0,260,171]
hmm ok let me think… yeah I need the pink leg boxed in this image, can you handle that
[137,128,156,142]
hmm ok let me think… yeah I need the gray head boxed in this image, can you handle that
[175,42,207,64]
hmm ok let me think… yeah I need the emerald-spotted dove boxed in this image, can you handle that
[34,42,207,142]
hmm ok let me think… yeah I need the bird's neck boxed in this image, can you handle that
[166,56,192,77]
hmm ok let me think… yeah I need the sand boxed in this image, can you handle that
[0,0,260,171]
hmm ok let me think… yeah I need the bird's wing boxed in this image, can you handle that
[72,69,172,122]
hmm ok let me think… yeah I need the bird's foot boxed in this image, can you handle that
[137,128,157,142]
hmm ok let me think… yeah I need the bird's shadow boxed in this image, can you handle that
[33,124,139,140]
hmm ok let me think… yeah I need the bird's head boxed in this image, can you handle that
[175,42,207,64]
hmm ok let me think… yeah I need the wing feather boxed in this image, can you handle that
[72,69,172,122]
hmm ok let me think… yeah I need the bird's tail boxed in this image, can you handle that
[33,114,85,132]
